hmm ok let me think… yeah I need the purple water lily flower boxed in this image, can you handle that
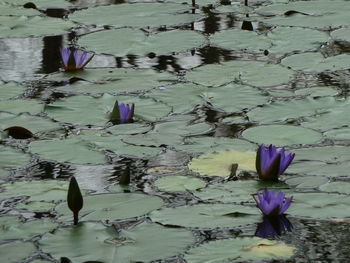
[118,103,135,124]
[60,48,94,71]
[253,189,292,216]
[255,214,293,239]
[256,144,295,181]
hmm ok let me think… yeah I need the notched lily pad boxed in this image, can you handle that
[189,150,256,177]
[0,145,30,169]
[41,222,194,263]
[0,241,37,263]
[56,193,164,221]
[184,237,295,262]
[154,176,206,192]
[150,203,260,228]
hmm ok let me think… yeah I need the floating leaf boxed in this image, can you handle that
[56,193,164,221]
[319,182,350,195]
[154,176,206,192]
[189,150,256,177]
[0,241,37,263]
[0,81,27,100]
[0,145,30,169]
[242,125,323,146]
[69,3,201,28]
[150,204,260,228]
[41,222,194,263]
[79,29,205,56]
[184,237,295,263]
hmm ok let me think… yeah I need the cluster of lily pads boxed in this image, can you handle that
[1,0,350,262]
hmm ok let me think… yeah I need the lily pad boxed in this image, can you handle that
[45,93,172,126]
[281,53,350,72]
[153,119,213,136]
[331,28,350,43]
[147,83,210,114]
[0,3,41,16]
[5,0,71,9]
[0,180,68,202]
[0,169,9,178]
[0,81,26,100]
[0,241,36,263]
[0,99,43,115]
[150,203,260,228]
[41,222,194,263]
[69,3,201,28]
[247,96,339,124]
[29,137,107,164]
[319,182,350,195]
[267,27,328,53]
[186,60,293,87]
[294,87,339,97]
[242,124,323,146]
[79,29,205,57]
[0,16,75,38]
[194,180,290,203]
[0,216,57,240]
[210,29,271,52]
[154,176,206,192]
[56,193,164,221]
[0,113,62,135]
[288,192,350,219]
[189,150,256,177]
[324,127,350,140]
[107,123,152,135]
[0,145,30,169]
[176,136,256,154]
[55,69,176,94]
[184,237,295,262]
[285,176,329,189]
[202,83,269,113]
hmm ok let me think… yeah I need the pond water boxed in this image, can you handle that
[1,0,350,262]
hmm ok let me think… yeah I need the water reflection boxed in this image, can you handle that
[255,215,293,239]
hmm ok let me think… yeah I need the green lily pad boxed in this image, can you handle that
[285,176,329,189]
[0,16,75,38]
[301,99,350,132]
[186,60,293,87]
[267,27,328,53]
[287,146,350,178]
[324,127,350,140]
[0,99,43,115]
[319,182,350,195]
[29,137,107,164]
[242,124,323,146]
[210,29,271,52]
[154,176,206,192]
[216,4,254,14]
[175,136,257,154]
[121,133,183,147]
[0,81,26,100]
[107,123,152,135]
[294,87,339,97]
[0,113,62,135]
[194,180,290,203]
[331,28,350,42]
[55,69,176,94]
[69,3,201,28]
[5,0,71,9]
[150,203,260,228]
[56,193,164,221]
[45,93,171,126]
[15,201,56,212]
[0,169,9,178]
[288,192,350,219]
[0,180,68,202]
[0,216,57,240]
[41,222,194,263]
[79,29,205,57]
[80,132,162,158]
[247,96,339,124]
[189,150,256,177]
[184,237,295,262]
[153,119,213,136]
[0,3,41,16]
[147,83,210,114]
[281,53,350,72]
[0,241,36,263]
[0,145,30,169]
[201,83,269,113]
[256,0,350,29]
